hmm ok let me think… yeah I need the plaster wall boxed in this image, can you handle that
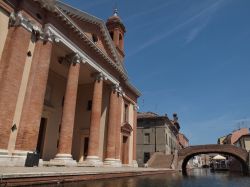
[243,137,250,152]
[128,103,134,164]
[0,7,9,61]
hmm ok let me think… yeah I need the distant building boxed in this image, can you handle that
[217,136,226,144]
[234,134,250,152]
[192,154,210,168]
[218,128,249,145]
[217,128,250,172]
[136,112,187,167]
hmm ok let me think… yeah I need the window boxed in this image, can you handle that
[144,152,150,163]
[119,34,123,41]
[166,134,168,145]
[87,100,92,111]
[92,34,98,43]
[109,32,114,40]
[124,103,129,122]
[119,33,123,49]
[144,133,150,144]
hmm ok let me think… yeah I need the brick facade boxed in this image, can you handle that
[0,26,31,149]
[16,41,53,151]
[0,0,140,167]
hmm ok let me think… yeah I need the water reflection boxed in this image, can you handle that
[36,168,250,187]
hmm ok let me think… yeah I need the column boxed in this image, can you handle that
[52,54,81,166]
[14,40,52,152]
[85,73,104,166]
[0,26,31,150]
[104,85,121,166]
[132,105,138,167]
[115,91,122,161]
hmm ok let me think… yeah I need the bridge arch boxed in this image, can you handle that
[178,144,249,175]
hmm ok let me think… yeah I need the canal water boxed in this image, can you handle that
[39,169,250,187]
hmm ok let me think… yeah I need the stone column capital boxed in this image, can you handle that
[133,104,139,111]
[59,53,83,65]
[41,27,60,43]
[9,12,60,43]
[111,84,124,97]
[9,12,24,27]
[93,72,107,81]
[111,84,119,92]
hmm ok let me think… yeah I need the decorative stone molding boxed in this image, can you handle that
[133,104,139,111]
[111,84,124,97]
[59,53,83,65]
[9,11,59,43]
[94,72,107,81]
[33,0,57,12]
[9,12,34,31]
[121,122,133,136]
[111,84,119,93]
[41,27,60,42]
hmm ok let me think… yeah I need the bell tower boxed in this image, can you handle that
[106,9,126,56]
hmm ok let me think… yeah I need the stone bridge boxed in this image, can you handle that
[178,144,249,175]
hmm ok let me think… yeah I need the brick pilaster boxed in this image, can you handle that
[106,86,119,159]
[87,75,104,157]
[57,62,80,155]
[15,40,53,151]
[0,26,31,149]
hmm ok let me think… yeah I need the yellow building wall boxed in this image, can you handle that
[244,137,250,152]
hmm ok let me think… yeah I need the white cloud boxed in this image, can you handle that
[128,0,227,57]
[124,1,172,22]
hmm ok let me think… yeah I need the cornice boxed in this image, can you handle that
[53,7,128,81]
[54,1,128,78]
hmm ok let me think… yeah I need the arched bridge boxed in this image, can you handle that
[178,144,249,175]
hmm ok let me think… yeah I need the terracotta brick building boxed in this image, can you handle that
[0,0,140,167]
[218,128,249,145]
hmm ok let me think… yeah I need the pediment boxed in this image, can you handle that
[55,1,127,76]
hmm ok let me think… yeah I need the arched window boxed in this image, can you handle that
[119,33,123,41]
[119,33,123,49]
[109,32,114,40]
[92,34,98,43]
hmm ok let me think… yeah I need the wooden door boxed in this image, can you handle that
[122,136,129,164]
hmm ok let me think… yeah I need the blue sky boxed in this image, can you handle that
[62,0,250,145]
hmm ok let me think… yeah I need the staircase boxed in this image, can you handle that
[146,152,174,168]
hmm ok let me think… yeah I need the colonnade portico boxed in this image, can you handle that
[0,1,140,167]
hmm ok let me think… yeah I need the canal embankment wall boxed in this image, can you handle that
[0,167,177,186]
